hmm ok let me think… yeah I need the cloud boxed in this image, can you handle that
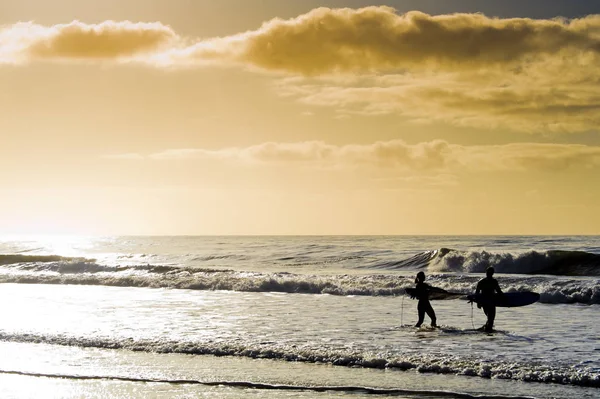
[141,140,454,171]
[3,8,600,132]
[109,140,600,172]
[188,7,600,75]
[275,68,600,132]
[452,142,600,171]
[0,20,177,63]
[4,8,600,70]
[222,7,600,132]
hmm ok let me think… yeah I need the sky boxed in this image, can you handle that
[1,0,600,235]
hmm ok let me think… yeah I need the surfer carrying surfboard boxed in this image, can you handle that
[475,267,503,332]
[412,271,444,328]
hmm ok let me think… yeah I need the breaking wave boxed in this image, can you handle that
[428,249,600,276]
[0,262,598,304]
[3,247,600,277]
[1,247,599,304]
[0,332,597,389]
[363,249,600,276]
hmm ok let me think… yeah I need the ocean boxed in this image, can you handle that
[0,235,598,398]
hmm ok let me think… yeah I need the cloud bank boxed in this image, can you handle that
[108,140,600,173]
[4,8,600,70]
[275,69,600,133]
[3,8,600,132]
[200,7,600,74]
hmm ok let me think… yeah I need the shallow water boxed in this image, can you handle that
[0,341,596,399]
[0,284,598,397]
[0,235,598,397]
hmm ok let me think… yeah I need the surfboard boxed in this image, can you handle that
[466,291,540,308]
[406,287,463,300]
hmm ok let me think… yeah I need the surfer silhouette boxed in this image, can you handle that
[412,271,441,328]
[475,267,503,332]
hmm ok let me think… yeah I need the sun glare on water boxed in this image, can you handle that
[0,234,96,257]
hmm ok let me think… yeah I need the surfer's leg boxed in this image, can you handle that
[486,306,496,331]
[428,309,437,327]
[415,301,425,327]
[481,305,490,330]
[425,301,437,327]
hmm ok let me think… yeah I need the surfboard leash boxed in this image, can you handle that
[470,301,475,330]
[400,293,405,327]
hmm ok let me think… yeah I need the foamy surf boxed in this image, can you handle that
[0,283,598,392]
[0,263,597,304]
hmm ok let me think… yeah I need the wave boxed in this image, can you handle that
[0,370,536,399]
[0,265,599,304]
[4,247,599,277]
[363,249,600,276]
[0,332,597,389]
[431,249,600,276]
[368,250,441,270]
[0,254,93,266]
[0,267,408,296]
[1,260,231,275]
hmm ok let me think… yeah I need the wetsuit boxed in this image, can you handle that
[414,282,437,327]
[476,277,502,331]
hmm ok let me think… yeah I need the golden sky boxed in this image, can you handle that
[1,0,600,235]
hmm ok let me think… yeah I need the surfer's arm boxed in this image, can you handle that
[473,282,482,307]
[494,280,503,295]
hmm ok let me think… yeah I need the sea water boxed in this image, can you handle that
[0,236,598,398]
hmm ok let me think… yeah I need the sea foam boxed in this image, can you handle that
[0,331,597,388]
